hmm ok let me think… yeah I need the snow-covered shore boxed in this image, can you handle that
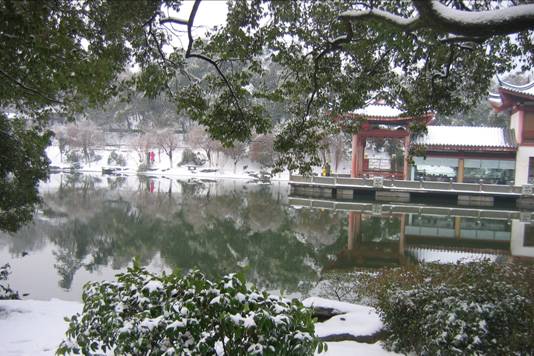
[0,298,398,355]
[45,145,293,182]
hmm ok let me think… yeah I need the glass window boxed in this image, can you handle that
[528,158,534,184]
[464,159,515,185]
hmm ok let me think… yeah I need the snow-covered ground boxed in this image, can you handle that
[0,299,81,355]
[0,297,397,356]
[46,144,293,181]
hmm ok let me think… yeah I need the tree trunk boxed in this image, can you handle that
[169,150,173,168]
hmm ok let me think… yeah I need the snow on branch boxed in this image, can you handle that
[340,0,534,38]
[339,8,421,31]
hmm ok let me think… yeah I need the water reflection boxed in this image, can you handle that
[0,173,532,301]
[313,205,533,271]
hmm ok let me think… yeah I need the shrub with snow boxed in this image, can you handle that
[0,264,19,300]
[179,148,205,166]
[107,150,127,166]
[367,261,533,355]
[57,262,323,355]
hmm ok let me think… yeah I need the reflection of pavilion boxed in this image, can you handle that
[325,210,533,270]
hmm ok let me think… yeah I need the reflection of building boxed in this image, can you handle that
[326,209,533,271]
[343,80,534,186]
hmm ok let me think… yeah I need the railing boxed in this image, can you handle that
[289,175,528,196]
[287,197,524,220]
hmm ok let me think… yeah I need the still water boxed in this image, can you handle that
[1,173,533,301]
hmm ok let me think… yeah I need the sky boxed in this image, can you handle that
[173,0,229,41]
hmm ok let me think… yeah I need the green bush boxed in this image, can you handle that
[58,263,323,355]
[0,263,19,300]
[107,150,127,166]
[362,261,534,355]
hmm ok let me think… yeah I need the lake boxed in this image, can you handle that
[1,173,533,301]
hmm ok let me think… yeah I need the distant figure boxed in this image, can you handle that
[150,151,155,163]
[325,162,331,176]
[322,165,327,176]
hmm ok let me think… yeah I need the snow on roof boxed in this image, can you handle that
[487,92,502,106]
[351,102,403,118]
[499,80,534,97]
[414,126,516,149]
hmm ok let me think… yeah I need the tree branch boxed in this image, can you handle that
[414,0,534,37]
[339,8,422,31]
[159,16,189,26]
[183,0,246,121]
[304,20,354,120]
[0,69,63,105]
[340,0,534,38]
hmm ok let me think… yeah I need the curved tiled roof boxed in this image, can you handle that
[498,80,534,97]
[413,126,516,150]
[351,103,404,118]
[488,79,534,108]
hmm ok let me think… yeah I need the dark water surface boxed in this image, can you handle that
[1,173,532,301]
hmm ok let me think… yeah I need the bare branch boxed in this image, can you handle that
[183,0,246,121]
[304,20,354,120]
[159,16,189,26]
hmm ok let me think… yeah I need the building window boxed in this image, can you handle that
[413,157,458,182]
[524,224,534,247]
[529,158,534,184]
[463,159,515,185]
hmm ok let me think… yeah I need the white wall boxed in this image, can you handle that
[514,146,534,185]
[510,111,521,143]
[511,220,534,258]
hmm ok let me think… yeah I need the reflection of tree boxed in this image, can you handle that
[291,208,344,247]
[245,190,285,233]
[6,174,359,294]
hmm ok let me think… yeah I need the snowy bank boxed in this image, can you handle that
[0,298,396,355]
[0,299,81,355]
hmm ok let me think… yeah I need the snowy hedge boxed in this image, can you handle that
[57,263,323,355]
[368,261,533,355]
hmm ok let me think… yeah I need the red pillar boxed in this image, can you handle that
[351,134,359,178]
[403,135,410,180]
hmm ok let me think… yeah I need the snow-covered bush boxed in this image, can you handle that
[367,261,533,355]
[57,263,323,355]
[179,148,205,166]
[107,150,127,166]
[0,263,19,300]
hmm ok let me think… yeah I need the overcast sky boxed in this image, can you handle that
[176,0,229,38]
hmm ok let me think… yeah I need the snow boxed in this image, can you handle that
[317,341,400,356]
[0,297,396,356]
[0,299,81,356]
[414,126,514,148]
[143,280,164,293]
[45,144,290,182]
[430,0,534,27]
[314,309,383,339]
[497,79,534,97]
[351,103,403,118]
[303,296,369,314]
